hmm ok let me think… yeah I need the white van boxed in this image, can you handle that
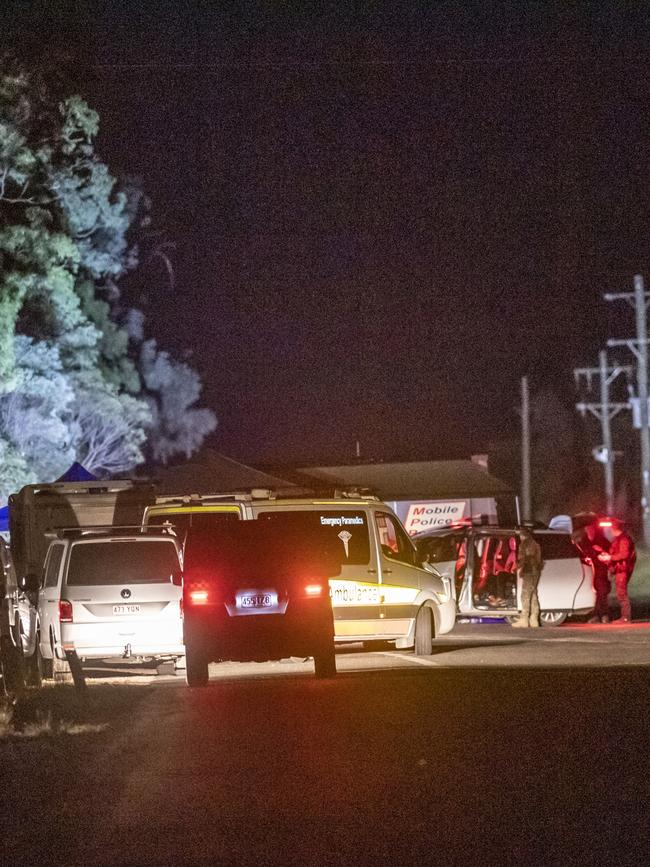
[36,529,184,672]
[144,492,457,654]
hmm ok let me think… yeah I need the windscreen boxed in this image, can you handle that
[419,533,463,563]
[66,540,180,586]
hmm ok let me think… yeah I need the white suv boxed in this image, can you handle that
[36,529,184,671]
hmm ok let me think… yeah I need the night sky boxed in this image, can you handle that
[7,2,650,466]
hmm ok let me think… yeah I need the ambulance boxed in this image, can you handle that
[143,491,456,653]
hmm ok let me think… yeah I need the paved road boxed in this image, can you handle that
[79,621,650,683]
[4,624,650,866]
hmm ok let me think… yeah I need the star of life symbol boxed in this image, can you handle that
[338,530,352,558]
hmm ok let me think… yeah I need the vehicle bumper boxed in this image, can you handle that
[59,621,184,659]
[184,603,334,662]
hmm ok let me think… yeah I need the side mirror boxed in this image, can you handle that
[171,569,182,587]
[21,573,40,593]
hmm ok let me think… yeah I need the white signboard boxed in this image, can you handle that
[403,501,467,535]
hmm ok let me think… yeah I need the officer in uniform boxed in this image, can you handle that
[598,521,636,623]
[576,523,612,624]
[511,528,542,628]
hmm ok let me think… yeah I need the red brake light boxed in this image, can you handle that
[599,520,613,528]
[188,589,209,605]
[59,599,73,622]
[304,584,323,597]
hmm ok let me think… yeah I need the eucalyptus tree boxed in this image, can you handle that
[0,57,215,498]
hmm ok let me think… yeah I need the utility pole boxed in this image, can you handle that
[574,352,632,514]
[521,376,531,523]
[605,274,650,548]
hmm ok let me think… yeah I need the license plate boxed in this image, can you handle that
[240,594,273,609]
[112,604,141,615]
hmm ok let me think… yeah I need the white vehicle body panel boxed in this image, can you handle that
[38,536,184,661]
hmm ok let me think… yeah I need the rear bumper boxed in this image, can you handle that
[60,621,184,659]
[184,602,334,662]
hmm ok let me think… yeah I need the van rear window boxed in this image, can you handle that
[256,511,370,566]
[66,541,179,585]
[148,512,240,538]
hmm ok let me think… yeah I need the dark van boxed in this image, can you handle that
[182,516,342,685]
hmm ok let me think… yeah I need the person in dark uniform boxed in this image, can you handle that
[577,523,612,624]
[511,528,542,628]
[598,521,636,623]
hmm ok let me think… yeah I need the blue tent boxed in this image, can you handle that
[55,462,96,483]
[0,463,96,532]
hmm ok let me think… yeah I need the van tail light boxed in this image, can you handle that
[304,584,323,597]
[188,589,210,605]
[59,599,73,622]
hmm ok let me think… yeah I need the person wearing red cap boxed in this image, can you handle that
[598,522,636,623]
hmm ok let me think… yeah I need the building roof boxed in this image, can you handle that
[154,451,297,496]
[295,460,512,501]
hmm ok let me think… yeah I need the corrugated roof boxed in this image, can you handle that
[296,460,512,500]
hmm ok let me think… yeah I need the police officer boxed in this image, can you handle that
[578,524,612,624]
[511,528,542,628]
[598,521,636,623]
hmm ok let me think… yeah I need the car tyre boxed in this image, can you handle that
[185,643,209,687]
[540,611,567,627]
[39,640,54,680]
[23,643,43,688]
[414,606,434,656]
[314,644,337,678]
[0,634,25,697]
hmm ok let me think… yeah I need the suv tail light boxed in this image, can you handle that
[188,589,210,605]
[59,599,73,622]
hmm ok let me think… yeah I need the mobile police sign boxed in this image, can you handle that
[403,501,467,534]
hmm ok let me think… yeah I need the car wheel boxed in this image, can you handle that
[42,652,54,679]
[313,644,337,678]
[185,643,209,687]
[414,606,434,656]
[540,611,567,627]
[23,642,43,688]
[0,634,25,697]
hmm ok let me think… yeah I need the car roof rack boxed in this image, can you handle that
[153,487,380,504]
[49,525,177,540]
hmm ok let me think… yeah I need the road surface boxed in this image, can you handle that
[3,624,650,866]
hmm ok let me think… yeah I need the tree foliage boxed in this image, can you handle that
[0,58,216,499]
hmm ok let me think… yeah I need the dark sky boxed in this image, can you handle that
[8,2,650,465]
